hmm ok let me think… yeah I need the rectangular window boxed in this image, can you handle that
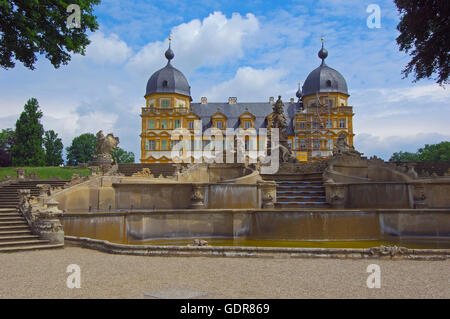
[149,140,156,150]
[258,138,266,151]
[148,119,155,129]
[161,100,170,108]
[174,119,181,129]
[176,99,185,109]
[244,121,251,129]
[327,99,333,108]
[145,139,149,150]
[300,139,306,150]
[313,139,320,150]
[148,99,155,109]
[245,140,250,151]
[327,139,333,150]
[189,121,194,130]
[216,121,223,129]
[161,140,168,150]
[161,119,168,129]
[339,119,346,128]
[300,122,306,129]
[313,119,320,129]
[327,119,332,128]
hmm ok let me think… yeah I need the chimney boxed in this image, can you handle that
[201,97,207,104]
[269,97,274,104]
[290,98,294,104]
[228,97,237,104]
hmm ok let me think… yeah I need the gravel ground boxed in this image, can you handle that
[0,246,448,299]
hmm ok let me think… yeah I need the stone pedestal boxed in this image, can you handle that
[35,198,64,244]
[15,168,27,180]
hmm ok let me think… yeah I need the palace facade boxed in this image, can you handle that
[140,40,354,163]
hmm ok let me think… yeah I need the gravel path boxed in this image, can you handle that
[0,247,448,299]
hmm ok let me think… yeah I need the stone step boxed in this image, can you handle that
[0,204,19,208]
[276,202,330,208]
[0,243,63,253]
[0,220,27,226]
[0,230,33,236]
[0,214,20,217]
[0,216,25,221]
[0,239,50,248]
[277,196,326,202]
[277,190,325,195]
[0,235,40,242]
[0,208,18,212]
[0,225,29,231]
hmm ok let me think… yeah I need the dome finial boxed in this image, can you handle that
[296,81,302,99]
[318,36,328,65]
[165,33,175,63]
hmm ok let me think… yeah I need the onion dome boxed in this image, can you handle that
[302,40,348,97]
[145,42,191,98]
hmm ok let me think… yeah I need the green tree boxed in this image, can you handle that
[0,0,101,70]
[111,147,135,164]
[66,133,97,166]
[44,130,64,166]
[0,128,15,166]
[389,151,421,162]
[11,98,46,166]
[394,0,449,85]
[390,141,450,162]
[417,142,450,162]
[0,128,15,152]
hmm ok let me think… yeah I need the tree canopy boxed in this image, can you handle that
[390,141,450,162]
[394,0,450,85]
[0,0,101,70]
[44,130,64,166]
[11,98,46,166]
[0,128,15,167]
[66,133,97,166]
[111,147,135,164]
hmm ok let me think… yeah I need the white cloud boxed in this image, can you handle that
[85,32,132,64]
[200,66,289,102]
[127,11,259,74]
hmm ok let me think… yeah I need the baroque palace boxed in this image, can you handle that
[140,39,354,163]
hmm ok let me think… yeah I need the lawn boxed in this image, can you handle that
[0,167,90,181]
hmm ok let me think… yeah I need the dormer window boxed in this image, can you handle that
[216,121,223,129]
[162,80,168,87]
[244,121,251,129]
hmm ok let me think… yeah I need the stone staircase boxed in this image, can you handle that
[0,179,68,253]
[262,173,330,209]
[0,180,68,209]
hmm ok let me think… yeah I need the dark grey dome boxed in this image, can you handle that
[302,43,348,97]
[145,46,191,98]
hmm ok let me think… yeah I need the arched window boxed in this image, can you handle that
[326,80,332,87]
[162,80,168,87]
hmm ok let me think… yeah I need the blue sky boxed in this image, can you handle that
[0,0,449,161]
